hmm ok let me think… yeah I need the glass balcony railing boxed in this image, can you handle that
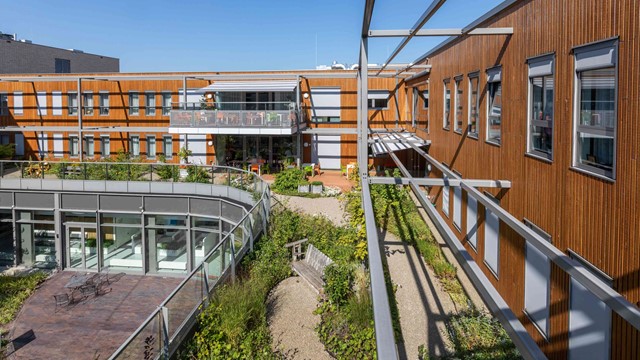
[170,102,301,128]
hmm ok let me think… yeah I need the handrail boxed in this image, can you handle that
[107,166,270,360]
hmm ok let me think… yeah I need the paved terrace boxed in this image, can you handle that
[7,271,182,360]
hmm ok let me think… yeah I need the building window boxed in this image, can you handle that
[83,92,93,115]
[0,93,7,116]
[468,74,479,138]
[99,92,109,115]
[527,55,555,160]
[523,219,551,339]
[54,58,70,73]
[573,39,618,179]
[130,135,140,157]
[486,67,502,144]
[163,135,173,159]
[84,135,94,157]
[129,92,140,116]
[454,76,463,133]
[52,91,62,116]
[147,135,156,159]
[368,90,389,109]
[311,117,340,123]
[100,135,110,157]
[37,92,47,116]
[13,92,23,115]
[162,92,172,116]
[484,194,500,277]
[442,176,450,217]
[146,92,156,116]
[443,79,451,130]
[69,135,79,157]
[467,194,478,250]
[68,92,78,115]
[453,185,462,231]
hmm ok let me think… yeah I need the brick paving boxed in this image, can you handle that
[7,271,182,360]
[263,169,355,192]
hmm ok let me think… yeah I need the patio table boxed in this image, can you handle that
[64,274,93,290]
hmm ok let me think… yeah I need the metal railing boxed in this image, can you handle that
[102,164,271,359]
[170,101,300,128]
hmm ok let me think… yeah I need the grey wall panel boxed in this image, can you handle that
[105,181,128,193]
[84,181,106,193]
[150,182,173,194]
[62,180,84,192]
[173,183,196,195]
[228,187,242,203]
[22,179,43,190]
[190,198,221,217]
[61,194,98,210]
[15,192,54,209]
[2,179,21,189]
[195,184,212,196]
[41,180,63,191]
[221,201,244,223]
[145,196,188,214]
[100,195,142,212]
[128,182,151,194]
[211,185,229,198]
[0,192,13,208]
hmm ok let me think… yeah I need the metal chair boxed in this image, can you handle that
[53,293,70,312]
[95,280,112,296]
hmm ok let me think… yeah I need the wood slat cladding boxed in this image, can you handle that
[0,72,400,166]
[418,0,640,358]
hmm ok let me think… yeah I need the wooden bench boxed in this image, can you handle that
[286,240,333,293]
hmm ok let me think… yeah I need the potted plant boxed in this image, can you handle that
[311,180,323,194]
[297,179,310,193]
[177,147,192,178]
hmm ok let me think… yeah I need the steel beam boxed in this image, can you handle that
[375,0,447,75]
[77,78,83,161]
[361,0,376,37]
[369,176,511,188]
[301,128,358,135]
[396,133,640,332]
[361,178,398,360]
[369,27,514,37]
[358,37,369,176]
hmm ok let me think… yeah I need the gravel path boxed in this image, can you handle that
[267,277,333,360]
[272,193,347,227]
[381,229,456,359]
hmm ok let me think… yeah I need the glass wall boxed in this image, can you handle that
[192,216,220,266]
[17,211,56,269]
[102,213,143,272]
[146,215,188,275]
[0,210,14,266]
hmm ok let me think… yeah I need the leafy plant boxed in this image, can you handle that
[311,181,323,186]
[178,147,192,163]
[0,144,15,159]
[155,155,179,181]
[324,263,354,307]
[272,168,306,193]
[0,271,48,325]
[185,165,210,184]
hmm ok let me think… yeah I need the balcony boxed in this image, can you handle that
[169,102,305,135]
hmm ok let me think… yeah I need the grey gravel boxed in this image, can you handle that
[267,276,333,360]
[272,193,347,227]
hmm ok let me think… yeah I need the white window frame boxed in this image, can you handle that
[466,193,478,250]
[467,73,480,138]
[162,92,172,116]
[454,76,463,133]
[483,193,500,277]
[83,91,94,116]
[100,135,110,157]
[443,79,451,130]
[130,135,140,157]
[367,90,389,110]
[442,175,450,217]
[129,92,140,116]
[37,92,47,116]
[453,183,462,231]
[163,135,173,159]
[13,92,23,115]
[572,38,618,180]
[147,135,156,159]
[146,92,156,116]
[527,54,555,161]
[52,91,62,116]
[84,135,94,157]
[68,92,77,116]
[99,92,110,116]
[523,219,552,339]
[486,67,502,145]
[69,135,79,157]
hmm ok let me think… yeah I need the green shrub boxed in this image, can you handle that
[0,271,48,325]
[311,181,323,186]
[324,264,354,307]
[0,144,15,159]
[185,165,210,183]
[155,155,179,181]
[272,168,306,193]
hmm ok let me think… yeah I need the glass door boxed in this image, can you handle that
[67,225,98,270]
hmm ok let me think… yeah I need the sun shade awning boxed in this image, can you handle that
[370,132,430,156]
[200,80,298,92]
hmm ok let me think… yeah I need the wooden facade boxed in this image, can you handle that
[409,0,640,358]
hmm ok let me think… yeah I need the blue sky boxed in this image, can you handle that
[1,0,503,72]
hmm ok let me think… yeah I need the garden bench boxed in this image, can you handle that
[286,240,333,293]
